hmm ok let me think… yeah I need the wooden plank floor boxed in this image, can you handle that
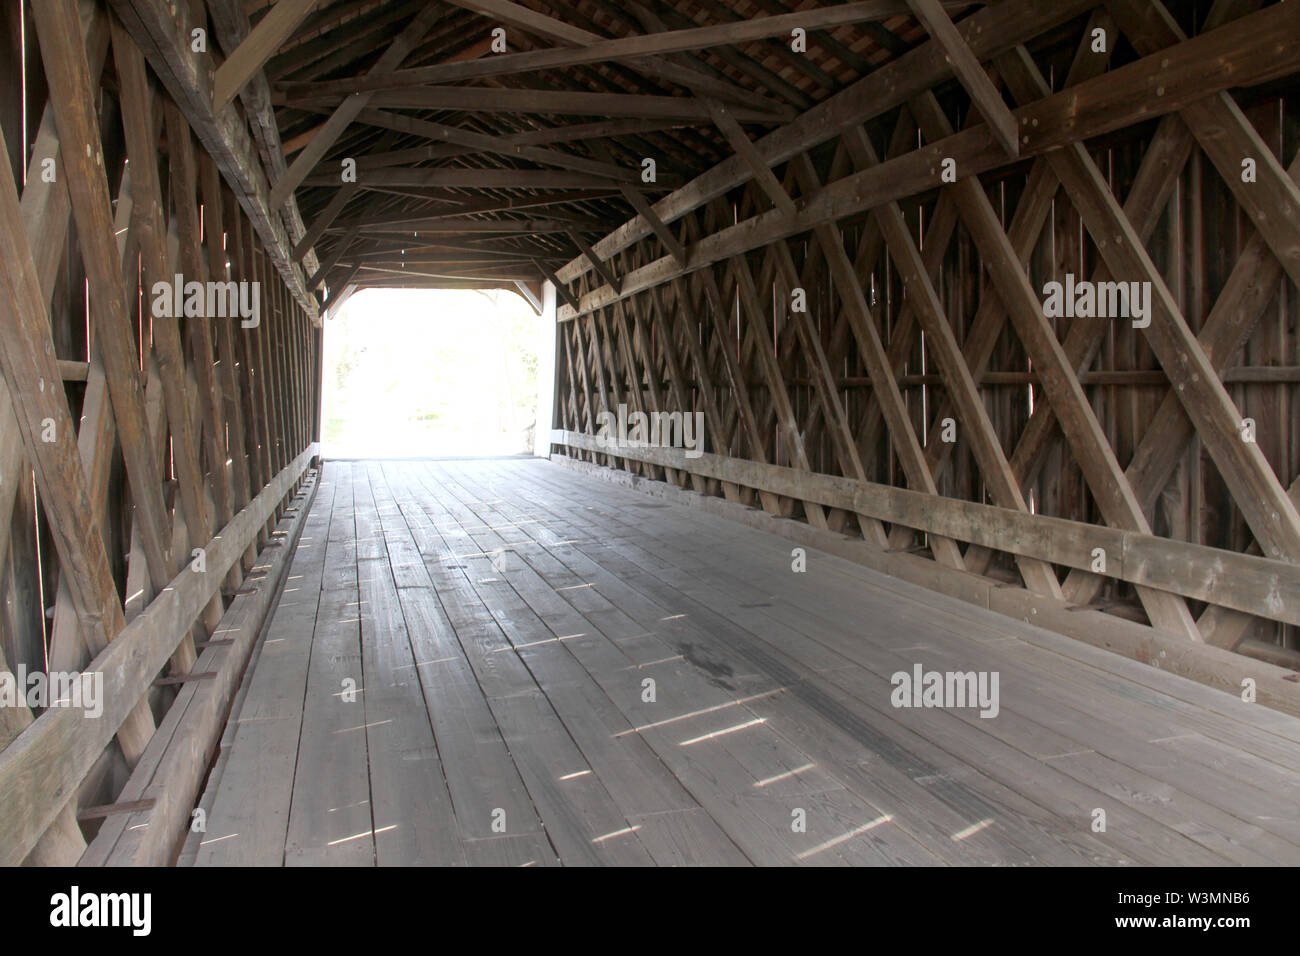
[184,458,1300,866]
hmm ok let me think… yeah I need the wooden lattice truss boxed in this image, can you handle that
[0,0,320,864]
[0,0,1296,869]
[549,0,1300,690]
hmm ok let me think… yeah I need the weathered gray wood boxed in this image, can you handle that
[726,258,829,527]
[353,467,465,865]
[505,466,1215,862]
[487,458,1300,861]
[44,128,139,679]
[15,0,1298,873]
[0,121,159,776]
[0,653,85,864]
[180,476,329,865]
[82,472,320,866]
[420,464,781,863]
[181,460,1300,867]
[553,430,1300,628]
[553,452,1300,718]
[0,444,317,865]
[33,0,176,590]
[283,585,373,866]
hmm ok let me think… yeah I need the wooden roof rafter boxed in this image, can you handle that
[253,0,968,289]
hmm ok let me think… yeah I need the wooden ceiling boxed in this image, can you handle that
[250,0,965,301]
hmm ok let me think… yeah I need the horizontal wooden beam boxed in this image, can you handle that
[436,0,795,116]
[347,256,552,276]
[269,4,443,211]
[553,454,1300,718]
[558,1,1300,319]
[352,217,606,234]
[351,277,532,290]
[57,359,89,381]
[347,240,552,259]
[275,85,789,122]
[330,190,622,226]
[355,263,538,282]
[552,431,1299,626]
[778,367,1300,386]
[0,444,318,865]
[301,168,643,189]
[280,1,965,97]
[503,118,695,147]
[332,118,638,181]
[81,472,320,866]
[291,111,687,192]
[554,0,1099,286]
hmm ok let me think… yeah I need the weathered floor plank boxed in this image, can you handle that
[189,458,1300,866]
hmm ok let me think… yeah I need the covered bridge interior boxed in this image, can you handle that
[0,0,1298,867]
